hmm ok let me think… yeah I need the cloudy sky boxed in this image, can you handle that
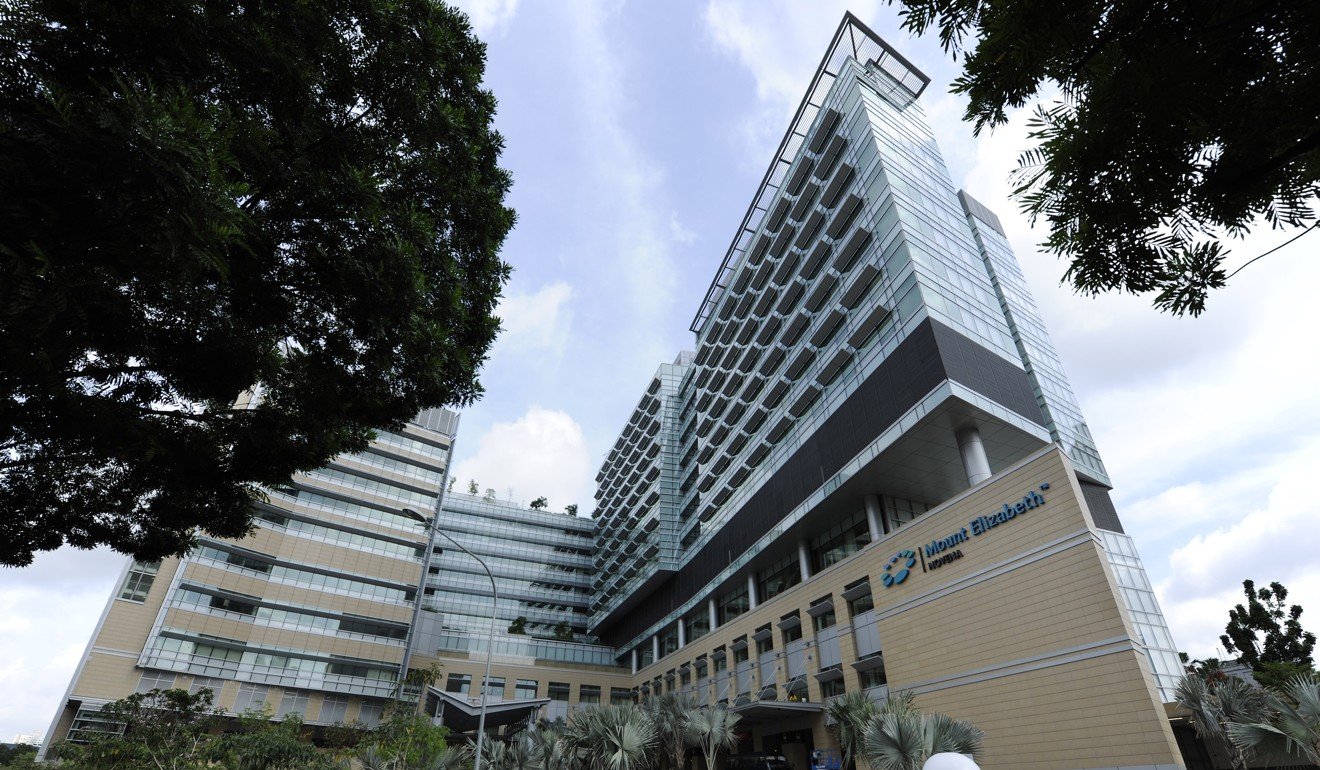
[3,0,1317,742]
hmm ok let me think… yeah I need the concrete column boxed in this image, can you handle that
[747,573,759,609]
[864,494,885,539]
[652,635,661,662]
[708,597,718,630]
[797,539,811,582]
[956,427,992,486]
[678,620,687,649]
[631,648,639,675]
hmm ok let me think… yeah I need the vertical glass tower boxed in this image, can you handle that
[590,14,1181,701]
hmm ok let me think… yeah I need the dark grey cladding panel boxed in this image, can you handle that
[956,190,1006,238]
[1080,480,1124,534]
[928,321,1043,424]
[597,318,1046,647]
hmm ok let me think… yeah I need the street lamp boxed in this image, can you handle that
[401,507,499,770]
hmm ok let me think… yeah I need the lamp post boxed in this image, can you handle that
[401,507,498,770]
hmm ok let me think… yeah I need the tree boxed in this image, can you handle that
[1222,580,1317,677]
[825,690,880,769]
[0,744,37,769]
[1226,673,1320,766]
[892,0,1320,315]
[1175,671,1271,770]
[685,706,741,770]
[0,0,514,566]
[484,487,497,501]
[553,620,574,642]
[468,480,480,495]
[862,707,983,770]
[562,705,657,770]
[50,688,219,770]
[645,693,695,770]
[529,496,548,510]
[508,615,528,635]
[447,476,457,493]
[205,712,331,770]
[565,503,579,517]
[355,709,454,770]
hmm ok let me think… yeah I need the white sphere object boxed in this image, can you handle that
[922,753,980,770]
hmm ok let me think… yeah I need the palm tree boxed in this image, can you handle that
[684,706,740,770]
[526,726,573,770]
[825,690,877,770]
[563,704,657,770]
[1175,671,1270,770]
[646,693,695,770]
[861,707,982,770]
[1226,673,1320,765]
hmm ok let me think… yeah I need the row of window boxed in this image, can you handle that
[444,675,632,705]
[194,544,415,604]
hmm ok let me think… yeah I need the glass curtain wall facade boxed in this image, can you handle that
[588,14,1181,702]
[45,409,459,751]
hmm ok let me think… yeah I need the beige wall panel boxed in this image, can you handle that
[181,562,415,624]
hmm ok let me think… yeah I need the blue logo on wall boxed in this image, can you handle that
[882,549,917,587]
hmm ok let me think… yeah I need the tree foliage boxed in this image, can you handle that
[1175,671,1271,770]
[50,688,220,770]
[529,496,548,510]
[892,0,1320,315]
[1222,580,1317,675]
[0,0,513,566]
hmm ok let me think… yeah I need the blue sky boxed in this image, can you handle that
[3,0,1319,741]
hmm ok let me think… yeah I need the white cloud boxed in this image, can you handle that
[450,406,595,512]
[449,0,519,37]
[702,0,884,166]
[495,280,574,356]
[1146,436,1320,659]
[0,547,124,741]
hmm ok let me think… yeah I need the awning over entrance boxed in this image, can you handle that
[730,700,824,722]
[425,687,550,733]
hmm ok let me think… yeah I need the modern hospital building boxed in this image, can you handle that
[45,14,1188,770]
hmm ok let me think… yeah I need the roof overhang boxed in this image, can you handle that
[730,700,824,722]
[425,688,550,733]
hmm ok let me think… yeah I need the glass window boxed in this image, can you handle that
[445,674,471,695]
[847,591,874,617]
[820,679,846,698]
[695,659,708,678]
[188,676,226,697]
[357,701,383,727]
[783,624,803,643]
[755,635,773,656]
[758,553,801,601]
[277,689,310,719]
[482,677,505,699]
[320,695,349,724]
[812,608,837,632]
[733,646,749,664]
[860,667,887,689]
[714,655,728,673]
[515,680,538,699]
[233,683,268,714]
[637,644,654,668]
[810,510,871,572]
[579,685,601,705]
[610,688,633,706]
[717,585,750,624]
[548,682,570,702]
[684,612,710,644]
[118,561,161,602]
[659,626,679,657]
[135,670,176,693]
